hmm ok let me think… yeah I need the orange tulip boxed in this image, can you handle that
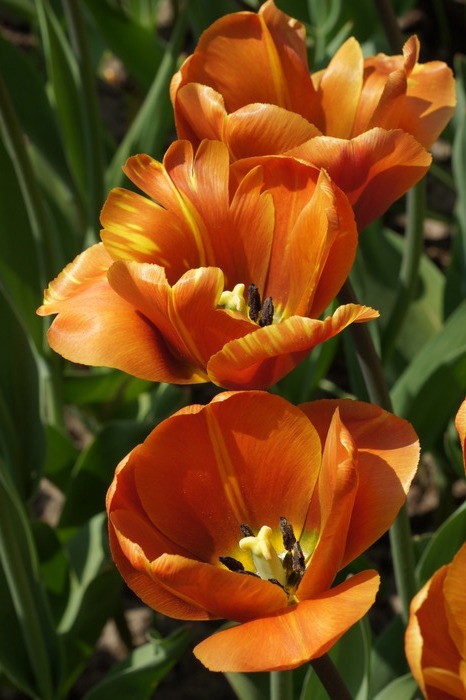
[38,139,377,389]
[171,1,455,229]
[405,399,466,700]
[107,391,420,672]
[405,541,466,699]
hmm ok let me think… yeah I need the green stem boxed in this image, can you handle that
[270,670,293,700]
[310,654,352,700]
[381,180,426,365]
[373,0,404,52]
[339,279,417,621]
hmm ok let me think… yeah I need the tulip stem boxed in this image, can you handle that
[338,279,417,621]
[310,654,352,700]
[270,670,292,700]
[373,0,404,53]
[381,180,426,365]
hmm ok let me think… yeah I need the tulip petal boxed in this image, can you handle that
[131,392,322,566]
[194,569,380,672]
[173,83,227,146]
[444,543,466,661]
[287,128,431,230]
[37,245,196,382]
[150,553,287,621]
[207,304,378,390]
[107,262,252,372]
[455,399,466,470]
[299,399,419,566]
[298,410,359,598]
[316,38,364,139]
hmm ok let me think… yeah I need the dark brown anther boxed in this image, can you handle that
[219,556,245,573]
[239,570,260,578]
[280,516,297,551]
[259,296,274,327]
[268,578,286,591]
[292,541,306,576]
[240,523,255,538]
[248,284,261,322]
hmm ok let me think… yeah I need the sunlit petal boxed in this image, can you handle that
[207,304,378,389]
[193,570,379,671]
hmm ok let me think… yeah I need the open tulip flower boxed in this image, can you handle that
[38,139,377,389]
[171,0,455,230]
[405,540,466,699]
[107,391,420,672]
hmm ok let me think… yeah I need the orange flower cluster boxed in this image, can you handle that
[405,401,466,699]
[107,392,420,671]
[37,0,457,676]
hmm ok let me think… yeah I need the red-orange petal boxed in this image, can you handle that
[298,409,359,598]
[37,245,196,382]
[316,37,364,139]
[299,399,419,567]
[194,569,380,672]
[173,83,227,147]
[207,304,378,390]
[444,542,466,661]
[132,391,322,566]
[455,399,466,470]
[149,553,287,621]
[287,128,431,230]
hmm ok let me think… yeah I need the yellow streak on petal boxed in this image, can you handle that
[204,408,249,528]
[259,15,288,109]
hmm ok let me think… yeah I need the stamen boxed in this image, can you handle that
[219,556,245,573]
[240,523,255,538]
[259,297,274,327]
[292,541,306,577]
[280,516,297,551]
[247,284,261,322]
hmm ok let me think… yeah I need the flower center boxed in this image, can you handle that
[219,517,306,600]
[217,283,275,326]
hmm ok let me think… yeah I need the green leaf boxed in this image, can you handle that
[370,616,408,696]
[106,6,188,189]
[0,287,45,498]
[32,520,71,625]
[35,0,87,203]
[445,54,466,316]
[299,618,371,700]
[0,33,71,185]
[391,299,466,450]
[81,628,192,700]
[43,424,79,492]
[83,0,164,89]
[59,513,122,691]
[373,673,418,700]
[416,500,466,586]
[0,467,62,700]
[59,420,152,529]
[63,368,152,406]
[225,670,269,700]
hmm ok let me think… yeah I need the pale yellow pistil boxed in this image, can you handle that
[239,525,287,587]
[218,283,247,314]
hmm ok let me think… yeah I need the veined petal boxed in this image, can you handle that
[101,187,205,280]
[171,1,314,116]
[107,262,251,373]
[288,128,431,230]
[455,398,466,472]
[130,391,321,566]
[299,399,419,567]
[444,543,466,661]
[150,554,287,621]
[173,83,227,146]
[225,103,321,161]
[38,245,195,382]
[298,410,359,599]
[108,514,210,621]
[423,668,466,699]
[316,38,364,139]
[207,304,378,390]
[194,569,379,672]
